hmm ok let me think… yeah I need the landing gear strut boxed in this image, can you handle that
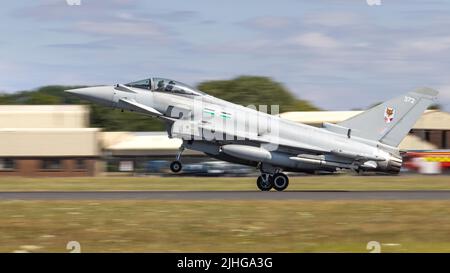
[256,172,290,191]
[170,146,184,173]
[256,174,273,191]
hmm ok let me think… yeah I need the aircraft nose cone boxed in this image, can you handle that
[65,86,115,107]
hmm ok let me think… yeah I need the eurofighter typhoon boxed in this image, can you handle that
[66,78,438,191]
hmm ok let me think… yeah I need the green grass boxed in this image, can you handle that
[1,200,450,252]
[0,175,448,191]
[1,175,449,252]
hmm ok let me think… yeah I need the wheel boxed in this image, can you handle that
[272,173,289,191]
[170,161,182,173]
[256,175,273,191]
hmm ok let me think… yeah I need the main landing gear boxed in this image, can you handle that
[256,172,289,192]
[170,146,184,173]
[256,174,273,191]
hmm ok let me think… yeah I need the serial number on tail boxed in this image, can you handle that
[404,96,416,104]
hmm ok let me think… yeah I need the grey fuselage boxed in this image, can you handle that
[67,80,402,174]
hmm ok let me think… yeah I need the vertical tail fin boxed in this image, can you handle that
[338,87,438,147]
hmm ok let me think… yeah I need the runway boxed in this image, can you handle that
[1,190,450,200]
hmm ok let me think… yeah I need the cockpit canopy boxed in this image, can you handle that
[125,77,205,96]
[125,78,151,90]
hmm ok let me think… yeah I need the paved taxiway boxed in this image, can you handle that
[1,191,450,200]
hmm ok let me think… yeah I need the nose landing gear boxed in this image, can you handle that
[170,146,184,173]
[170,161,182,173]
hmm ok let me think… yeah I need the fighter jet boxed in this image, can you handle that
[66,78,438,191]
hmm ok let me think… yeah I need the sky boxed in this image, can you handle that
[0,0,449,111]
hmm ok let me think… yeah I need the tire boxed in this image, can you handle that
[170,161,182,173]
[272,173,289,191]
[256,175,273,191]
